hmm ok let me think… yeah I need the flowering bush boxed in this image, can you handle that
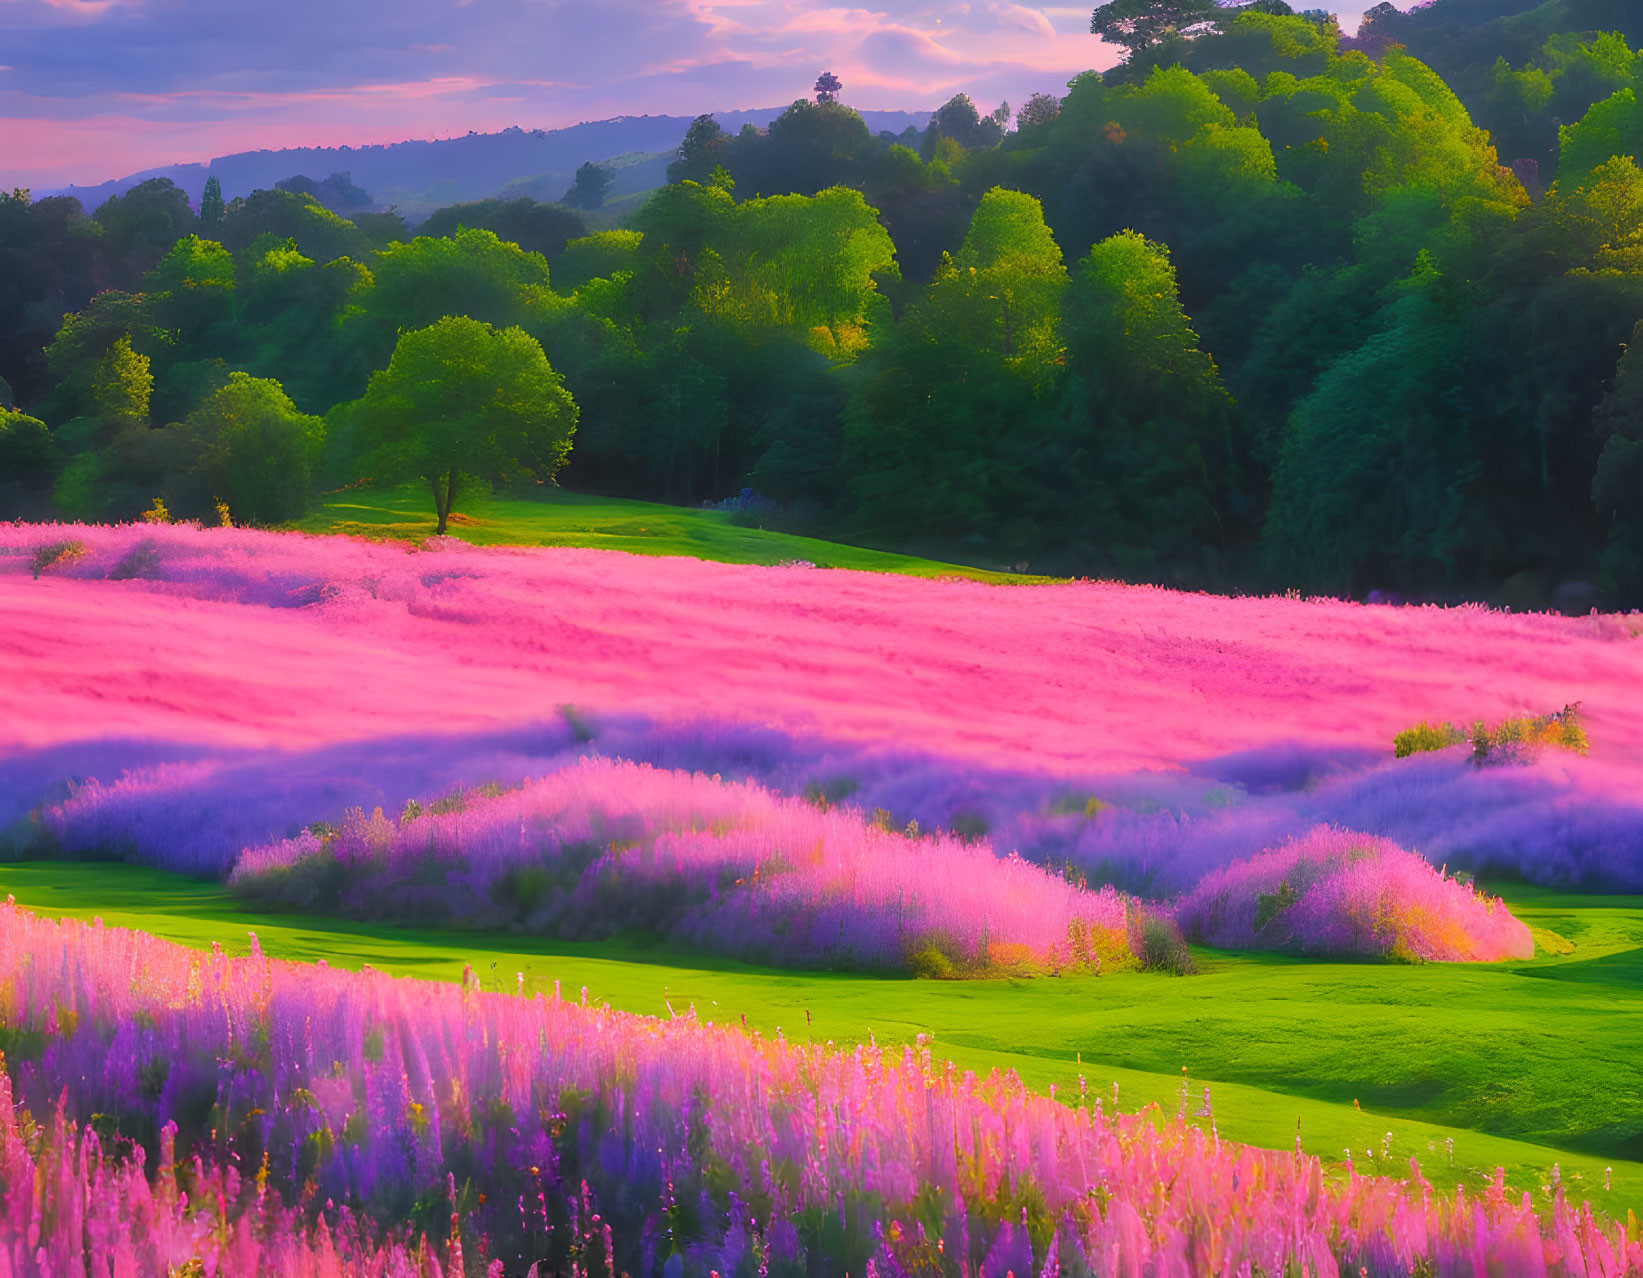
[1172,827,1535,962]
[229,758,1137,976]
[0,900,1634,1276]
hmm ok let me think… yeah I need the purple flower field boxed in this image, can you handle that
[2,898,1638,1277]
[7,696,1635,976]
[226,758,1138,976]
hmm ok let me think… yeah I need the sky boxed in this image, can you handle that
[0,0,1391,192]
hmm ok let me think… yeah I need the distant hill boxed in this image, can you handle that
[37,108,932,225]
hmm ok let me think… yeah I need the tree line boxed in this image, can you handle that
[3,6,1642,606]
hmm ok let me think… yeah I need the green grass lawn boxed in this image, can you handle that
[288,484,1046,583]
[3,861,1639,1216]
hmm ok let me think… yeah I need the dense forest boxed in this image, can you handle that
[4,0,1643,607]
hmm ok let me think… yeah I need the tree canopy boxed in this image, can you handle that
[180,372,325,525]
[344,316,577,533]
[1090,0,1221,52]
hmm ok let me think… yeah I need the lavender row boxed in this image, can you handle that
[227,758,1138,976]
[2,900,1638,1276]
[17,708,1641,897]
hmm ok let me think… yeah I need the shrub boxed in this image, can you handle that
[1471,703,1589,765]
[1132,909,1197,975]
[1173,826,1533,962]
[1397,705,1590,766]
[1393,720,1465,757]
[29,539,85,579]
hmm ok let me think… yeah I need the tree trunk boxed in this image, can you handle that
[431,468,458,535]
[430,476,447,535]
[439,467,458,535]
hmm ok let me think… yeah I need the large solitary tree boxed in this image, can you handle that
[348,316,577,534]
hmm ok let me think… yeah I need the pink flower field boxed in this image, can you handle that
[4,522,1641,771]
[2,898,1639,1277]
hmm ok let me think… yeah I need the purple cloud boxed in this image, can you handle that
[0,0,1126,188]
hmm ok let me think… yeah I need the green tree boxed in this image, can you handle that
[366,226,555,334]
[1057,230,1237,574]
[147,234,237,338]
[417,198,587,261]
[669,115,727,184]
[562,161,615,210]
[845,190,1067,551]
[754,102,876,194]
[1265,253,1472,592]
[179,373,324,524]
[1016,93,1064,130]
[0,409,58,490]
[1559,87,1643,183]
[0,189,102,406]
[931,188,1068,384]
[199,176,225,233]
[93,178,197,290]
[215,188,367,262]
[1090,0,1220,53]
[552,230,645,293]
[91,334,152,429]
[920,94,1006,159]
[345,317,577,533]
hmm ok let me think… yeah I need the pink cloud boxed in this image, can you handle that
[0,0,1131,188]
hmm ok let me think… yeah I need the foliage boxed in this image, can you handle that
[1056,229,1239,575]
[561,160,615,209]
[1090,0,1222,53]
[175,373,325,524]
[1593,318,1643,590]
[1393,720,1467,758]
[92,178,197,291]
[274,170,373,213]
[1470,703,1590,765]
[90,334,153,429]
[344,316,576,533]
[844,189,1065,551]
[214,188,371,262]
[198,175,225,233]
[366,225,555,334]
[416,196,587,261]
[0,409,58,489]
[920,94,1007,159]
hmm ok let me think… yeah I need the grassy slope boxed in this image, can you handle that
[288,485,1044,583]
[4,861,1639,1216]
